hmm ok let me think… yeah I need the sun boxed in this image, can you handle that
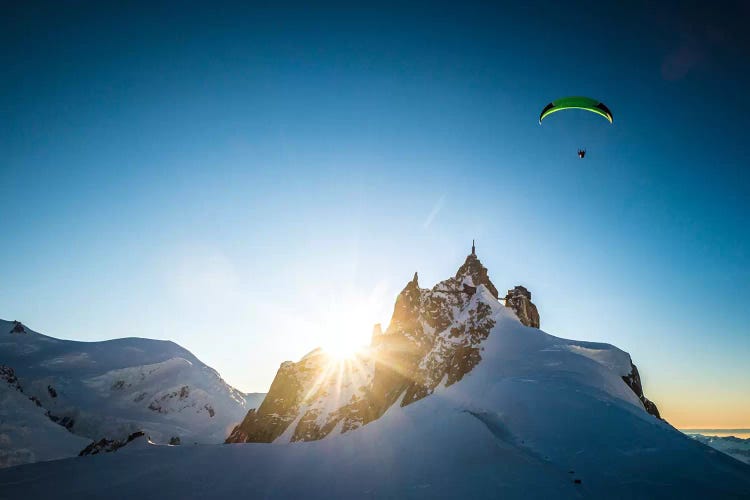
[318,311,371,361]
[321,342,364,361]
[313,291,384,361]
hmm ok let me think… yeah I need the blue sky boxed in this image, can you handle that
[2,2,749,427]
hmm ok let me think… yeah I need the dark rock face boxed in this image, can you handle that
[227,250,499,444]
[9,321,26,334]
[47,413,75,431]
[504,286,540,328]
[78,431,146,456]
[147,385,191,413]
[226,358,310,443]
[1,365,22,391]
[622,362,661,419]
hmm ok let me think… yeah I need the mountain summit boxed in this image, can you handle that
[228,245,658,444]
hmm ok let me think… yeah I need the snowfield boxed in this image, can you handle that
[0,369,90,468]
[1,291,749,499]
[0,319,258,467]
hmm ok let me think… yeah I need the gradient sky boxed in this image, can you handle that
[2,1,749,428]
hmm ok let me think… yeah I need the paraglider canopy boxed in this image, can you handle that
[539,97,613,124]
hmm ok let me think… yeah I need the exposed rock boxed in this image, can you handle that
[504,286,540,328]
[9,321,26,334]
[227,246,499,444]
[47,413,75,431]
[454,253,499,299]
[169,436,181,445]
[78,431,146,456]
[147,385,192,413]
[47,385,58,398]
[622,362,661,419]
[0,366,22,391]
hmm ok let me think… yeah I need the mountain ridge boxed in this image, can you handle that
[228,249,661,445]
[3,248,748,497]
[0,319,256,467]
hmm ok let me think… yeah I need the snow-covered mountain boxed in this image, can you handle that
[227,250,658,444]
[1,249,749,498]
[0,366,91,468]
[0,319,259,467]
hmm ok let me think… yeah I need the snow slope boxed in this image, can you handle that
[0,319,255,466]
[1,289,749,498]
[0,368,90,468]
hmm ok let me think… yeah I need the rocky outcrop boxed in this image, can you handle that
[455,252,499,299]
[622,362,661,419]
[2,365,78,431]
[227,247,500,444]
[78,431,147,456]
[226,355,322,443]
[504,286,540,328]
[1,366,22,391]
[9,321,26,334]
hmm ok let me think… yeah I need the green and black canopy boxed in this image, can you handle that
[539,97,613,124]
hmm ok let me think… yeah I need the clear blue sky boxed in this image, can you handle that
[2,1,749,427]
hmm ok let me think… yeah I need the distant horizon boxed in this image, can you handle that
[680,428,750,432]
[680,429,750,440]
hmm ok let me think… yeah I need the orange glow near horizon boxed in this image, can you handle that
[648,383,750,430]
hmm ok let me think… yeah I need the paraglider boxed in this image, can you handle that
[539,97,612,158]
[539,97,613,125]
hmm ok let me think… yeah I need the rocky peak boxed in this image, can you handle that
[453,245,499,299]
[9,321,27,334]
[390,272,423,327]
[225,246,667,449]
[1,365,22,391]
[504,286,540,328]
[227,249,502,445]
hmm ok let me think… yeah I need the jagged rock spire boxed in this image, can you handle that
[504,286,540,328]
[455,250,499,299]
[471,239,475,256]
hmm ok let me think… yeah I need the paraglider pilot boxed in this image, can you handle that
[578,149,586,159]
